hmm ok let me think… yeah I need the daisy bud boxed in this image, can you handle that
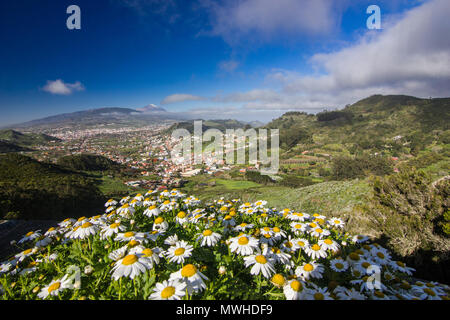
[10,240,16,246]
[38,274,45,280]
[32,248,39,254]
[74,282,81,290]
[218,266,226,275]
[130,219,135,225]
[84,265,94,275]
[32,286,40,294]
[11,282,16,288]
[104,244,110,249]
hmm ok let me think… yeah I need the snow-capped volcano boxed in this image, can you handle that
[135,104,167,113]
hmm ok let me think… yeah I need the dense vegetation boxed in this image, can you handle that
[331,155,394,180]
[0,130,60,146]
[57,154,121,172]
[0,140,32,153]
[0,154,104,220]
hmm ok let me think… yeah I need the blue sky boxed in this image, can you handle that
[1,0,449,126]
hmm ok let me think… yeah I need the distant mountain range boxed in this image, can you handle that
[1,105,186,130]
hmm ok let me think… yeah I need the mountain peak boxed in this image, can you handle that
[136,104,167,113]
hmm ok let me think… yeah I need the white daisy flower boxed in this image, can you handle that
[197,229,221,247]
[169,264,209,295]
[318,238,340,252]
[37,275,73,299]
[295,261,324,280]
[328,217,345,229]
[100,222,126,240]
[165,240,194,264]
[283,279,307,300]
[70,222,98,239]
[143,205,160,218]
[18,230,42,244]
[243,252,276,279]
[304,243,328,260]
[304,286,333,300]
[149,279,186,300]
[164,234,179,246]
[228,234,259,256]
[334,286,366,300]
[330,258,349,272]
[153,217,169,231]
[111,254,151,280]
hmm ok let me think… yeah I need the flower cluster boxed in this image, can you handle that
[1,189,449,300]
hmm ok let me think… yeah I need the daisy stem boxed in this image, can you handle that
[119,278,122,300]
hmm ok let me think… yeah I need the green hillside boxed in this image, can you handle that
[0,140,32,153]
[0,154,104,219]
[0,129,61,146]
[56,153,121,172]
[165,119,252,134]
[266,95,450,156]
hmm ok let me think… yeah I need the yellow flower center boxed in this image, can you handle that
[271,274,285,287]
[324,239,333,245]
[314,293,324,300]
[181,264,197,278]
[177,211,186,218]
[203,230,213,236]
[161,286,175,299]
[47,227,55,232]
[290,280,303,292]
[25,231,34,237]
[110,223,120,229]
[362,262,371,269]
[81,222,93,229]
[238,236,249,245]
[163,200,170,205]
[273,227,280,233]
[311,244,321,251]
[47,282,61,293]
[128,240,139,247]
[77,217,86,222]
[174,248,186,256]
[155,217,164,224]
[335,263,344,269]
[349,252,360,261]
[263,227,270,232]
[23,249,33,255]
[423,288,436,296]
[149,205,156,210]
[374,291,385,298]
[255,255,267,264]
[303,264,314,272]
[224,215,232,220]
[297,241,305,247]
[377,252,385,259]
[124,231,135,238]
[142,248,153,257]
[396,261,405,267]
[122,254,138,265]
[309,223,317,228]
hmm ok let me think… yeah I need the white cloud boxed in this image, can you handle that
[42,79,85,95]
[218,60,239,73]
[281,0,450,100]
[161,93,207,105]
[200,0,345,45]
[205,0,450,118]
